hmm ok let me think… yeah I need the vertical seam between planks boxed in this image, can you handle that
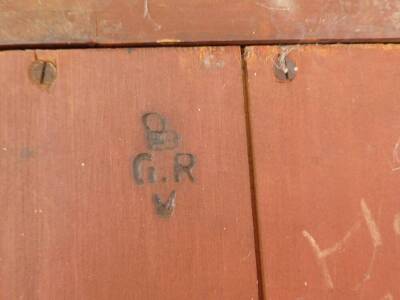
[240,46,265,300]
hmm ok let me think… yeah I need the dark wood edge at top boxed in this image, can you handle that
[0,1,400,48]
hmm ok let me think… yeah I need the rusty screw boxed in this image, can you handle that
[29,60,57,87]
[273,54,297,81]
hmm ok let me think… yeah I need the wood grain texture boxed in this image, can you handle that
[0,0,400,46]
[0,47,259,299]
[246,45,400,300]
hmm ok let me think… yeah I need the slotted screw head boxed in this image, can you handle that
[273,55,297,81]
[29,60,57,87]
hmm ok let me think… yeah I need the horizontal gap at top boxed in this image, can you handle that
[1,38,400,52]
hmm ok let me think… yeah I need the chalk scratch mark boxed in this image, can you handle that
[391,137,400,171]
[143,0,150,17]
[356,199,383,298]
[143,0,162,31]
[321,222,362,257]
[302,230,334,289]
[360,199,382,247]
[302,221,361,289]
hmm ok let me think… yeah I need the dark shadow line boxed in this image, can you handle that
[240,45,266,300]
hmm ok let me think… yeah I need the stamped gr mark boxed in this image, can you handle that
[132,112,197,217]
[142,112,180,151]
[153,191,176,218]
[133,152,196,185]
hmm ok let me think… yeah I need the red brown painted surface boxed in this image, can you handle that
[0,47,258,299]
[0,1,400,46]
[246,45,400,299]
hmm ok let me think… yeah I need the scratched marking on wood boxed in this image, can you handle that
[0,0,400,46]
[246,45,400,299]
[0,47,258,299]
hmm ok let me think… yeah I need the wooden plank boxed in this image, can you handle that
[0,47,259,299]
[1,1,400,46]
[246,45,400,299]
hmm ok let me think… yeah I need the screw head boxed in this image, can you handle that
[29,60,57,87]
[273,55,297,81]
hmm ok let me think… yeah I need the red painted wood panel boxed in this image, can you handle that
[0,1,399,46]
[0,47,259,299]
[246,45,400,299]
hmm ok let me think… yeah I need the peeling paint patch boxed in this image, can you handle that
[98,19,123,35]
[394,213,400,235]
[203,54,225,69]
[389,11,400,30]
[199,48,225,69]
[20,148,35,160]
[256,0,296,11]
[381,293,394,300]
[243,47,255,63]
[156,39,181,44]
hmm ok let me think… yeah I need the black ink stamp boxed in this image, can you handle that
[174,153,196,183]
[142,112,180,151]
[132,112,197,218]
[153,191,176,218]
[133,153,155,185]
